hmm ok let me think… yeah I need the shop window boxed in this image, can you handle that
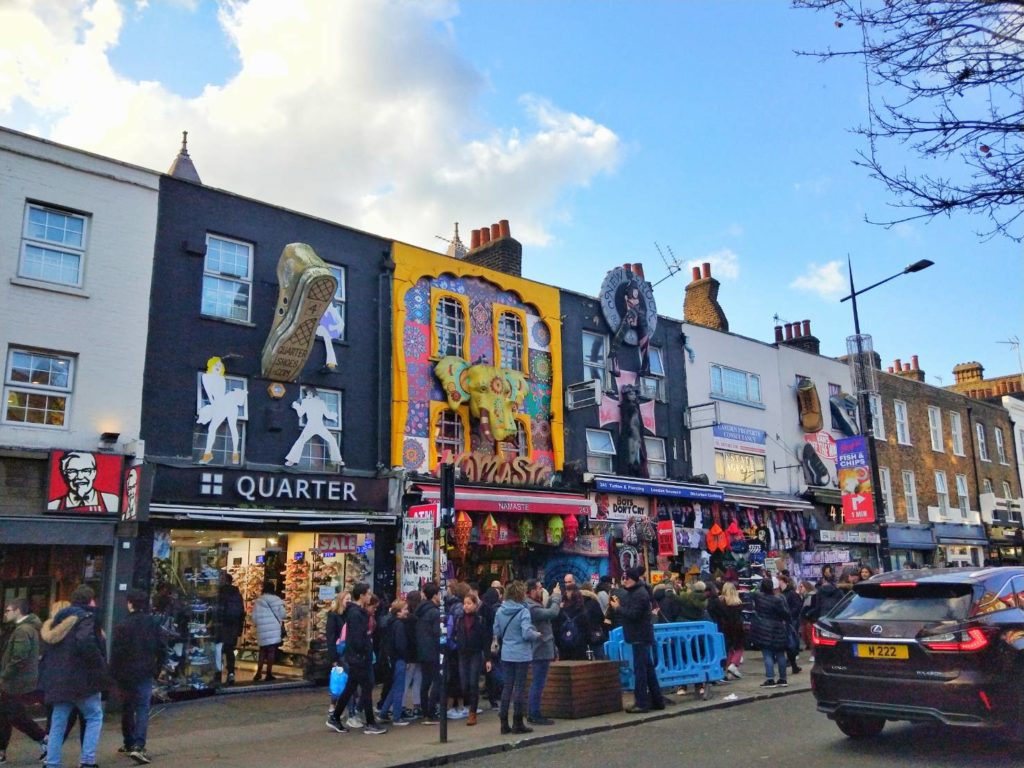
[586,428,616,473]
[3,348,74,428]
[192,372,248,464]
[639,347,665,401]
[928,406,943,452]
[955,474,970,516]
[494,307,527,373]
[645,436,667,479]
[20,203,88,288]
[294,387,343,472]
[499,417,531,462]
[582,331,608,384]
[711,364,761,406]
[431,405,467,466]
[431,292,468,359]
[202,234,252,322]
[894,400,911,445]
[934,471,950,520]
[950,411,965,455]
[977,422,990,462]
[714,449,766,486]
[995,427,1007,464]
[902,470,919,523]
[879,467,894,523]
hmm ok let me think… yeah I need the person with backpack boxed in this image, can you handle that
[326,583,387,735]
[214,573,244,685]
[492,581,540,735]
[376,600,412,727]
[524,579,561,725]
[415,583,442,723]
[554,575,590,661]
[110,589,165,765]
[0,597,47,765]
[478,584,503,708]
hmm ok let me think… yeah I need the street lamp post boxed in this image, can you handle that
[841,257,934,573]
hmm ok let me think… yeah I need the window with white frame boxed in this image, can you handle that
[1005,482,1020,523]
[977,422,990,461]
[639,347,665,400]
[582,331,608,384]
[192,372,248,464]
[434,297,466,358]
[202,235,253,322]
[499,419,529,462]
[950,411,965,456]
[869,393,885,440]
[586,429,616,473]
[3,349,74,428]
[644,437,667,479]
[955,474,970,516]
[496,311,525,372]
[928,406,943,452]
[19,203,88,287]
[995,427,1007,463]
[879,466,894,523]
[293,387,343,471]
[324,264,346,341]
[894,400,911,444]
[902,470,919,522]
[711,364,762,406]
[434,410,466,461]
[982,478,993,495]
[934,471,950,519]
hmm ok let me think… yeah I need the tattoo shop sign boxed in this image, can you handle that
[593,493,649,521]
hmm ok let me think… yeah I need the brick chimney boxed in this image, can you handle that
[952,361,984,385]
[892,355,926,383]
[463,219,522,277]
[777,317,821,355]
[683,262,729,331]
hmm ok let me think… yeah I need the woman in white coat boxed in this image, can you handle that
[251,582,286,681]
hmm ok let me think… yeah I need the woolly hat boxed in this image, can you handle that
[690,580,707,593]
[623,566,643,582]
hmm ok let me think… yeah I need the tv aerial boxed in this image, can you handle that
[652,242,682,286]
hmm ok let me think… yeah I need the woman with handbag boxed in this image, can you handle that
[492,581,541,735]
[251,582,285,682]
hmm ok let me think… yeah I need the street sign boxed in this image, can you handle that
[837,436,876,524]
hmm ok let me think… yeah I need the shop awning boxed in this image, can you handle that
[149,504,397,526]
[588,474,724,502]
[805,487,843,507]
[416,485,593,516]
[887,524,936,550]
[0,516,116,546]
[933,523,988,545]
[720,486,815,512]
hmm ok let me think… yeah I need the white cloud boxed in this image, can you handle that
[688,248,740,280]
[0,0,620,249]
[790,260,845,298]
[792,176,830,195]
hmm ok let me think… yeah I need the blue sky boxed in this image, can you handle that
[2,0,1020,385]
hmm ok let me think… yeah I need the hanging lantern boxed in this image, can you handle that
[563,514,580,545]
[454,511,473,557]
[481,514,499,550]
[547,515,564,546]
[517,516,534,545]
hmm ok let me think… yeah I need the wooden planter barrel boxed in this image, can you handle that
[526,660,623,719]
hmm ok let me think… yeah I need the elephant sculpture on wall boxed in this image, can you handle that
[434,356,529,443]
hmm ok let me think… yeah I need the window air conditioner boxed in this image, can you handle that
[566,380,600,410]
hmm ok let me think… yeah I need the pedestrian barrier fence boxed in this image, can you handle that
[604,621,726,691]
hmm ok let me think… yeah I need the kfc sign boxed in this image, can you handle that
[46,451,123,515]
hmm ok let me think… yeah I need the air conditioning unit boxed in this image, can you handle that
[566,380,601,410]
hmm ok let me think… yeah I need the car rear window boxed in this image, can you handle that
[833,583,974,622]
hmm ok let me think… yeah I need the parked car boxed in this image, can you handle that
[811,567,1024,741]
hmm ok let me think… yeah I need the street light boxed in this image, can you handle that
[840,257,934,572]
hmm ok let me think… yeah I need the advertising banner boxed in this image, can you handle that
[836,436,876,524]
[657,520,678,556]
[400,516,435,597]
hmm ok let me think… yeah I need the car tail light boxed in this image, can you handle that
[879,581,918,588]
[812,625,841,647]
[920,627,989,652]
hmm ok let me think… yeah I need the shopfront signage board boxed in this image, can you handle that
[836,436,876,524]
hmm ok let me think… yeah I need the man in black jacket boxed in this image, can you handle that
[110,589,165,764]
[778,575,803,675]
[612,568,665,714]
[326,583,387,735]
[415,583,442,722]
[214,573,244,685]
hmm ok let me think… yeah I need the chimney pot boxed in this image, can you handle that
[632,263,645,279]
[802,319,811,337]
[911,355,919,370]
[470,229,481,249]
[894,358,902,372]
[702,262,711,280]
[623,263,632,273]
[490,223,500,241]
[794,323,804,338]
[888,366,894,373]
[903,362,911,372]
[480,226,490,245]
[498,219,510,238]
[784,323,794,341]
[691,266,702,282]
[774,325,784,343]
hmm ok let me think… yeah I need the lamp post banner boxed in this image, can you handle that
[836,436,876,524]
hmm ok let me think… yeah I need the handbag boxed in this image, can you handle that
[491,607,526,656]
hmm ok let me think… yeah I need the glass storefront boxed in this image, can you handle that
[0,544,109,620]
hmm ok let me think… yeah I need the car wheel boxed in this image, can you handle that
[834,714,885,739]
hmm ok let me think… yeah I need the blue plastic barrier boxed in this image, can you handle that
[603,621,726,691]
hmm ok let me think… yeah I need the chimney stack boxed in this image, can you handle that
[893,355,926,383]
[774,325,783,343]
[684,262,729,331]
[463,218,523,277]
[778,316,821,355]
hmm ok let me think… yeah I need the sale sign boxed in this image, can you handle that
[836,436,875,524]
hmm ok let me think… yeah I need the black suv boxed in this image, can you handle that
[811,567,1024,740]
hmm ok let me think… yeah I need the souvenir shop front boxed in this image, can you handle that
[804,528,881,581]
[411,482,596,589]
[143,466,394,695]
